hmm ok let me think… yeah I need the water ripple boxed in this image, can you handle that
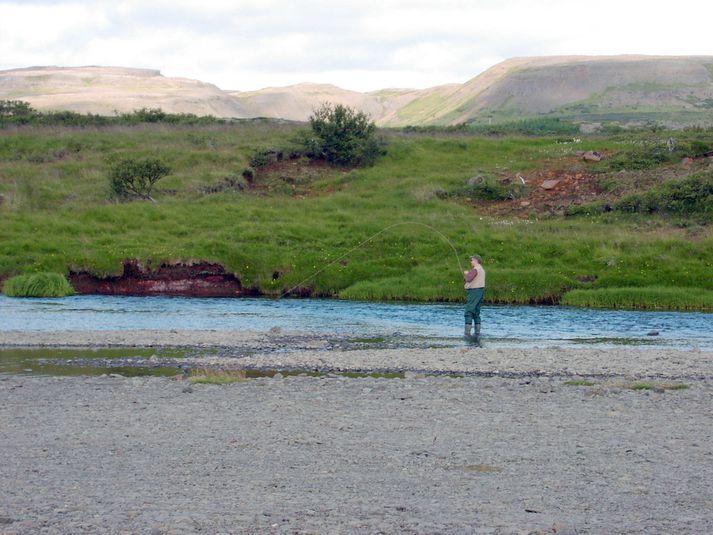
[0,295,710,350]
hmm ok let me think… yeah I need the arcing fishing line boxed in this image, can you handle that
[279,222,464,299]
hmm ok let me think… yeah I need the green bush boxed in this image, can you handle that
[109,158,171,202]
[469,117,580,136]
[690,140,712,157]
[0,101,224,127]
[444,174,525,201]
[614,194,648,213]
[608,143,674,171]
[0,100,34,125]
[565,202,609,216]
[249,148,283,168]
[570,174,712,221]
[653,174,713,214]
[613,174,712,217]
[306,103,386,166]
[3,272,75,297]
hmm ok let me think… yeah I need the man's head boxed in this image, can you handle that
[470,254,482,265]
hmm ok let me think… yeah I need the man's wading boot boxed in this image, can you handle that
[464,324,472,340]
[473,324,482,347]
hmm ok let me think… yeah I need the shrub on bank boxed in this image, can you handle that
[463,175,525,201]
[109,158,171,202]
[304,103,386,167]
[607,142,674,170]
[0,100,224,127]
[469,117,580,136]
[614,174,712,218]
[567,173,712,222]
[3,272,75,297]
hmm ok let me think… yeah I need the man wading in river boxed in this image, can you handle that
[463,254,486,345]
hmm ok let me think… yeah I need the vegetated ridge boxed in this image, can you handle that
[2,55,713,127]
[0,115,711,308]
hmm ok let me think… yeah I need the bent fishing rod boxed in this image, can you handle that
[279,222,465,299]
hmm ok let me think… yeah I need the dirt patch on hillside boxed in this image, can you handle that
[480,168,605,217]
[249,157,349,197]
[475,152,713,217]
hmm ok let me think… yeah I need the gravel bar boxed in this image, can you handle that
[1,329,712,534]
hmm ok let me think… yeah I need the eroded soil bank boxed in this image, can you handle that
[69,259,261,297]
[64,258,556,302]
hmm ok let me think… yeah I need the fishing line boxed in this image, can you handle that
[279,222,464,299]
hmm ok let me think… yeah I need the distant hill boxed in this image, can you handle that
[0,66,249,118]
[409,55,713,127]
[2,56,713,127]
[230,83,384,121]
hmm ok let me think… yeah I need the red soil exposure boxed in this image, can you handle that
[69,259,260,298]
[479,170,604,217]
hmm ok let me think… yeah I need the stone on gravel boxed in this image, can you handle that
[1,373,712,533]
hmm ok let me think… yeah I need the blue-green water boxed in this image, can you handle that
[0,295,711,350]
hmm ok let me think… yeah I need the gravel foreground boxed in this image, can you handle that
[2,330,713,534]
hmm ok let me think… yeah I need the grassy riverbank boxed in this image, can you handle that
[1,122,711,309]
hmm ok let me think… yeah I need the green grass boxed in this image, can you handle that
[570,381,690,391]
[3,272,75,297]
[188,369,247,384]
[562,287,713,311]
[0,123,712,308]
[564,379,596,386]
[627,382,689,391]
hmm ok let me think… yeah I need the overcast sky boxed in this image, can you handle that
[1,0,711,92]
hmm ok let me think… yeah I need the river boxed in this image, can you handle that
[0,295,710,350]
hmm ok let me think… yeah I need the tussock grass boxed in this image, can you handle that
[3,272,75,297]
[564,379,596,386]
[572,380,689,391]
[561,287,713,310]
[188,369,247,384]
[625,382,689,391]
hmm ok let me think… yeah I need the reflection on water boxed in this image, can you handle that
[0,295,711,350]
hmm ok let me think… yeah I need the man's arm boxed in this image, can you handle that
[464,268,478,282]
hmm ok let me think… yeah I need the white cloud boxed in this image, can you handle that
[1,0,712,91]
[0,3,104,60]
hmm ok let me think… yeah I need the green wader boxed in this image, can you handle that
[464,287,485,329]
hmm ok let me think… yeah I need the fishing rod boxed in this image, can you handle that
[279,221,465,299]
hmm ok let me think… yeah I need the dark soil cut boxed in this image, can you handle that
[69,259,260,297]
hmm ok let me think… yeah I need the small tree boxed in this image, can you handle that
[306,103,385,166]
[109,158,170,202]
[0,100,35,125]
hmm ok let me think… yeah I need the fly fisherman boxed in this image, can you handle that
[463,254,486,345]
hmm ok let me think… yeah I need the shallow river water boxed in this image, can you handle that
[1,295,710,350]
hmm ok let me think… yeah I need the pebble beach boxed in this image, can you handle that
[1,329,712,534]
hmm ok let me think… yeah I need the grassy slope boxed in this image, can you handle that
[0,124,711,308]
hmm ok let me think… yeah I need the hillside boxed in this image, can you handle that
[0,66,249,118]
[2,55,713,127]
[431,55,713,127]
[0,120,711,308]
[230,83,386,121]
